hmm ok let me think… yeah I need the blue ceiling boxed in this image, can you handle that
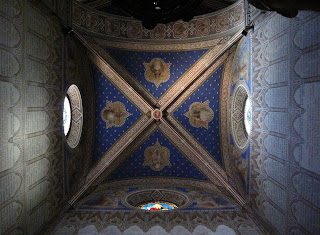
[107,129,209,181]
[106,48,208,100]
[172,64,224,166]
[94,67,143,164]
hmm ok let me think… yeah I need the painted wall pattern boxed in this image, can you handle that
[53,209,260,235]
[250,11,320,234]
[0,1,64,234]
[72,0,244,41]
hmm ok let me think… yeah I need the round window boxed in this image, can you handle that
[65,84,83,148]
[63,96,71,136]
[244,97,252,136]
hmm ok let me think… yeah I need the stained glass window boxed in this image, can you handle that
[139,201,177,211]
[63,96,71,136]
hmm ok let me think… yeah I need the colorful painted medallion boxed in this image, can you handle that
[101,100,132,128]
[152,109,162,120]
[143,140,171,171]
[184,100,214,129]
[143,58,171,89]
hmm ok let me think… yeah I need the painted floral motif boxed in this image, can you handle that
[127,22,142,38]
[173,21,189,39]
[86,13,99,32]
[233,5,244,25]
[196,18,210,36]
[143,58,171,89]
[216,12,230,33]
[101,101,132,128]
[184,100,214,129]
[150,24,166,39]
[105,18,120,36]
[143,141,171,171]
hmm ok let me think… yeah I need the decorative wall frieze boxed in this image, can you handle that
[53,210,259,234]
[72,0,244,42]
[92,35,230,51]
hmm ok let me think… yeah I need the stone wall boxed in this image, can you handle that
[0,1,65,234]
[250,11,320,234]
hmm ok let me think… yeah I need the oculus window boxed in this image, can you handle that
[63,96,71,136]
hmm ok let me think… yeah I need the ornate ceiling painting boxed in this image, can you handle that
[57,0,271,233]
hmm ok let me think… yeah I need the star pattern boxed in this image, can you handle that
[94,67,142,164]
[173,64,224,166]
[107,129,209,181]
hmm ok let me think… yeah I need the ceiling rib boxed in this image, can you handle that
[84,0,111,9]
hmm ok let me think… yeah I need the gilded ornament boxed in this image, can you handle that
[101,101,132,128]
[184,100,214,129]
[143,58,171,89]
[143,140,171,171]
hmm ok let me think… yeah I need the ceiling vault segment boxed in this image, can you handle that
[158,119,246,205]
[68,30,249,209]
[158,30,243,110]
[87,40,158,106]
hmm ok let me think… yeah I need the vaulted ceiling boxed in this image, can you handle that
[66,0,252,216]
